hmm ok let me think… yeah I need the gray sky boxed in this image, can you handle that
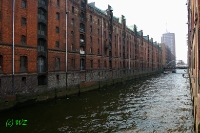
[88,0,188,64]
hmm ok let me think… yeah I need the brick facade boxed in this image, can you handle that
[0,0,162,101]
[0,0,66,97]
[187,0,200,132]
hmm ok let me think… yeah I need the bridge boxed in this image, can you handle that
[163,60,188,73]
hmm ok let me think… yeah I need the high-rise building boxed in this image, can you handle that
[161,32,176,56]
[161,32,176,67]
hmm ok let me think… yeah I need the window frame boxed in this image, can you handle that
[72,6,74,14]
[56,12,60,20]
[22,0,26,9]
[55,58,60,70]
[56,26,59,34]
[21,35,26,45]
[56,41,59,48]
[21,17,26,26]
[20,56,27,72]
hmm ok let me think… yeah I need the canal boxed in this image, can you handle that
[0,69,194,133]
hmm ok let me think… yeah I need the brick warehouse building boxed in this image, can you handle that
[66,0,162,85]
[187,0,200,132]
[0,0,67,97]
[0,0,162,108]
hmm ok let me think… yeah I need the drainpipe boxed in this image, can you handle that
[12,0,15,95]
[66,1,68,86]
[102,18,103,79]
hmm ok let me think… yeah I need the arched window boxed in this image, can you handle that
[21,35,26,45]
[38,23,46,35]
[38,56,45,72]
[38,8,47,21]
[80,12,85,21]
[80,23,85,32]
[80,34,85,43]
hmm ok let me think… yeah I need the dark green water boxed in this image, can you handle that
[0,69,194,133]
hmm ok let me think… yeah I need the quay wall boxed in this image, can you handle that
[0,68,162,111]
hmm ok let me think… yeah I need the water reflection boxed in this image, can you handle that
[0,69,193,133]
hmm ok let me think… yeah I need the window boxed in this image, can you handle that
[21,35,26,45]
[38,0,47,6]
[104,31,106,38]
[98,38,99,44]
[55,58,60,70]
[20,56,27,72]
[90,36,92,42]
[98,19,100,25]
[80,23,85,32]
[90,26,92,33]
[90,60,93,69]
[21,17,26,26]
[109,61,112,69]
[38,75,47,86]
[104,61,106,68]
[38,8,47,21]
[71,18,74,25]
[22,0,26,8]
[81,1,85,9]
[0,55,2,73]
[0,79,1,88]
[80,58,85,70]
[56,75,59,81]
[98,49,100,54]
[80,34,85,43]
[38,39,46,51]
[90,47,92,53]
[56,41,59,48]
[56,12,60,20]
[22,77,26,85]
[56,27,59,33]
[38,56,45,72]
[71,31,74,38]
[38,23,46,35]
[104,22,106,28]
[90,15,92,22]
[57,0,59,7]
[80,12,85,21]
[72,6,74,14]
[98,29,100,34]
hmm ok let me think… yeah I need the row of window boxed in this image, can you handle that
[38,23,59,35]
[0,55,60,73]
[21,10,60,26]
[20,35,60,49]
[0,74,60,87]
[73,58,147,70]
[22,0,60,9]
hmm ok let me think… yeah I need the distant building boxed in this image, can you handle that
[161,32,176,67]
[160,43,174,67]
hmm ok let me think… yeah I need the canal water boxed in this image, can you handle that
[0,69,194,133]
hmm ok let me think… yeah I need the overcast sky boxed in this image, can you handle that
[88,0,188,64]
